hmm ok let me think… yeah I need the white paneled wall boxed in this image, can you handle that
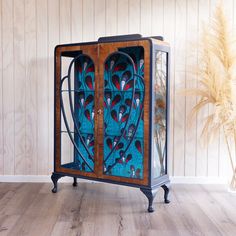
[0,0,235,177]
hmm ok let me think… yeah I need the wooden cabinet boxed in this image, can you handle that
[52,34,170,212]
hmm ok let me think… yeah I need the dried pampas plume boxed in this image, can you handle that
[185,3,236,189]
[187,3,236,141]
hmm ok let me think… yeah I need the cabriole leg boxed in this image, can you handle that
[161,184,170,204]
[51,173,63,193]
[140,188,158,213]
[73,177,78,187]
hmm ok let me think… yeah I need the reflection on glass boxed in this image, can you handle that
[153,51,167,178]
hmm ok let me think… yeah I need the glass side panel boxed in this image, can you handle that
[60,55,95,172]
[153,51,167,178]
[103,47,145,179]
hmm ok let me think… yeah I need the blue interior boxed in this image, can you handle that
[61,55,95,172]
[61,47,145,179]
[103,47,145,179]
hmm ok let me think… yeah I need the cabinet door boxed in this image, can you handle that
[98,41,151,186]
[55,44,98,178]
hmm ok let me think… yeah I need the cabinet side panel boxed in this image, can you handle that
[152,45,169,180]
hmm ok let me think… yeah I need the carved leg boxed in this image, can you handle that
[140,188,158,213]
[161,184,170,204]
[51,173,63,193]
[73,177,78,187]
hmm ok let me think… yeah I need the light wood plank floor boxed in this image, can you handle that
[0,182,236,236]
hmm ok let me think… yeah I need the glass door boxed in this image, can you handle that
[56,44,98,176]
[102,46,145,180]
[55,41,150,185]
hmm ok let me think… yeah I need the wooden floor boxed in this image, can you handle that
[0,183,236,236]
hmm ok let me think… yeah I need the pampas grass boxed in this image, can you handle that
[186,3,236,190]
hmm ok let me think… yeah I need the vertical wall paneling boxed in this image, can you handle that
[0,0,236,177]
[36,0,48,175]
[234,0,236,28]
[83,0,94,41]
[71,0,83,42]
[207,0,220,177]
[140,0,152,36]
[163,0,176,176]
[173,0,187,176]
[60,0,72,164]
[2,0,14,174]
[226,0,234,178]
[25,0,37,174]
[128,0,140,34]
[94,0,106,39]
[48,0,60,174]
[232,0,236,176]
[196,0,209,177]
[59,0,71,45]
[0,0,3,174]
[185,0,198,176]
[117,0,129,35]
[105,0,117,36]
[219,0,234,179]
[14,0,26,174]
[234,0,236,26]
[219,127,231,179]
[151,0,164,36]
[232,0,236,173]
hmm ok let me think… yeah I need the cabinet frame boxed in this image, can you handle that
[54,39,152,187]
[52,35,170,212]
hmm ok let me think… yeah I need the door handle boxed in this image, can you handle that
[97,109,102,115]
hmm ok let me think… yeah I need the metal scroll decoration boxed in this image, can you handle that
[60,54,95,172]
[103,47,145,179]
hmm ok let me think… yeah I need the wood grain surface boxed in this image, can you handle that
[0,183,236,235]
